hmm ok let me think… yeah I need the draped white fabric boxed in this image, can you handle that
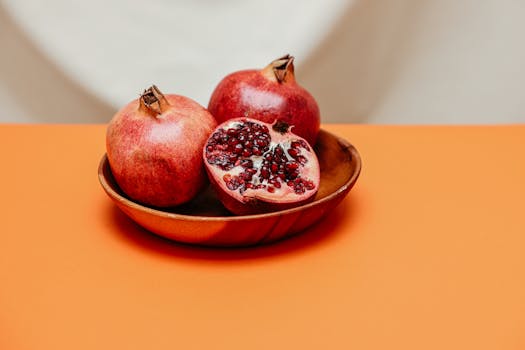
[1,0,524,123]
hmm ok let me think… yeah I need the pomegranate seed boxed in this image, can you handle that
[285,161,299,171]
[294,184,305,194]
[297,156,307,165]
[305,181,315,190]
[270,163,278,172]
[240,159,253,168]
[260,167,270,179]
[287,148,299,158]
[234,143,243,154]
[252,147,262,156]
[267,186,275,193]
[241,172,253,181]
[228,137,239,145]
[299,140,310,150]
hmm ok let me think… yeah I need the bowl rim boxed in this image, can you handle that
[98,130,361,222]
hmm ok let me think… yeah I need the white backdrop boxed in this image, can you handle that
[1,0,524,124]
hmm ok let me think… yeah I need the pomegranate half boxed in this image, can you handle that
[106,85,217,208]
[208,54,321,146]
[203,118,320,215]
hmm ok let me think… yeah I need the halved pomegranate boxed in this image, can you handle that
[203,118,320,215]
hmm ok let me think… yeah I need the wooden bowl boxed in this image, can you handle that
[98,129,361,247]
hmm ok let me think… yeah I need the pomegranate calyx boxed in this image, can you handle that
[267,54,295,83]
[139,85,170,116]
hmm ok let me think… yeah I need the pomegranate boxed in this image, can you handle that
[208,54,321,146]
[203,118,320,215]
[106,85,217,208]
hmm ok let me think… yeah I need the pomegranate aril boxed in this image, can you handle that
[240,159,253,168]
[294,183,305,194]
[291,139,310,149]
[287,171,299,179]
[233,143,243,154]
[305,181,316,190]
[267,186,275,193]
[287,148,299,158]
[220,134,229,143]
[252,147,262,156]
[297,156,307,165]
[285,161,299,171]
[260,167,270,179]
[224,175,244,190]
[241,171,253,181]
[228,137,239,145]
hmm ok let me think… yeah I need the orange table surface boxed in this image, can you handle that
[1,124,524,349]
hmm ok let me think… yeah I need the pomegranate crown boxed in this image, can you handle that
[268,54,295,83]
[139,85,169,116]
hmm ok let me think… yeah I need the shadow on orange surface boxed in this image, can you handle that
[105,196,359,262]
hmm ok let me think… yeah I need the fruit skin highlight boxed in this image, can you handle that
[106,85,217,208]
[208,54,321,146]
[203,117,320,215]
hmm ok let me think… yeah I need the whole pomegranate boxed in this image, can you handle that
[106,85,217,208]
[203,118,320,215]
[208,54,320,146]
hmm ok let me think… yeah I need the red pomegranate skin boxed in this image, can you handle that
[107,91,217,208]
[208,56,320,146]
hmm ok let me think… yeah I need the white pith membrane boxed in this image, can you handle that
[205,119,320,204]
